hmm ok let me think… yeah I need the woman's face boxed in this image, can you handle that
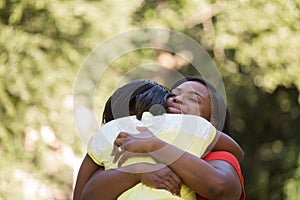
[166,81,212,121]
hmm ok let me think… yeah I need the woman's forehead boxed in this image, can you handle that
[173,81,209,94]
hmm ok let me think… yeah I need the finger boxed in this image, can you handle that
[167,172,182,195]
[168,172,182,188]
[136,126,155,138]
[116,132,129,139]
[158,183,180,196]
[111,145,118,156]
[113,146,124,163]
[136,126,149,132]
[114,137,126,147]
[117,152,131,167]
[114,139,121,147]
[162,179,181,196]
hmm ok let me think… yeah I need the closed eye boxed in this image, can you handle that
[189,97,198,103]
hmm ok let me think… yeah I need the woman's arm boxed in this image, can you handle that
[114,128,243,200]
[211,130,244,161]
[148,142,242,200]
[73,154,102,200]
[80,163,182,200]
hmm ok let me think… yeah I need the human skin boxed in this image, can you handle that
[75,81,243,200]
[74,155,182,200]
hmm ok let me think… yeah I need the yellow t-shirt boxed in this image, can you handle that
[88,113,216,200]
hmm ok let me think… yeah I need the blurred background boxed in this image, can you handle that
[0,0,299,199]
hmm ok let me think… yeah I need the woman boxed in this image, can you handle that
[74,78,245,200]
[112,77,245,200]
[169,77,246,200]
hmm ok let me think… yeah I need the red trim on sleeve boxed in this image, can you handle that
[197,151,246,200]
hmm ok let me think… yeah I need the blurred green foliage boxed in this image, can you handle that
[0,0,299,199]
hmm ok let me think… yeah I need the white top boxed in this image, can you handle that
[88,113,216,200]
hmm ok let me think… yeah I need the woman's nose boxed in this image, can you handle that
[172,96,183,104]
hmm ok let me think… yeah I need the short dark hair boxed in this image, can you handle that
[171,76,232,135]
[102,80,169,124]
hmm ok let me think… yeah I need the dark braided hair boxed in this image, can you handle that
[102,80,170,124]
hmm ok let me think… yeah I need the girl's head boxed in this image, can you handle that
[102,80,169,124]
[168,76,232,134]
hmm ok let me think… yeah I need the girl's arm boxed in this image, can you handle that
[80,165,140,200]
[73,154,102,200]
[74,135,181,200]
[211,130,244,161]
[81,163,181,200]
[74,154,181,200]
[73,154,138,200]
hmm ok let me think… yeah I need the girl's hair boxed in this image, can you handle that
[102,80,169,124]
[171,76,232,135]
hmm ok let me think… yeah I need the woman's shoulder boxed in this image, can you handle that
[203,151,246,200]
